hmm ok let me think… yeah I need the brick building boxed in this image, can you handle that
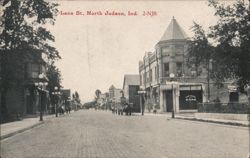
[139,17,248,113]
[139,17,208,113]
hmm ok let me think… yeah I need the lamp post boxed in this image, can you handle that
[169,73,175,118]
[52,86,60,117]
[34,73,48,121]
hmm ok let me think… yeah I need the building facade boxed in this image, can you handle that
[108,85,122,104]
[122,74,140,112]
[139,17,207,113]
[1,49,49,121]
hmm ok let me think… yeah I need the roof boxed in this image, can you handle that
[123,74,140,89]
[109,85,116,90]
[159,17,188,42]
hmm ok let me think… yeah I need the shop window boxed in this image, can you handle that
[163,63,169,77]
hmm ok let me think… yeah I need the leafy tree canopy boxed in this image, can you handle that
[47,61,62,92]
[0,0,60,60]
[187,0,250,92]
[208,0,250,90]
[95,89,101,99]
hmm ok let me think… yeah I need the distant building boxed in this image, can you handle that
[96,93,108,108]
[122,74,140,112]
[108,85,122,103]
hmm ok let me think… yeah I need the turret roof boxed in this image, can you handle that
[159,17,188,42]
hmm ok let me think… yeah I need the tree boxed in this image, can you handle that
[46,61,62,107]
[208,0,250,91]
[0,0,59,58]
[47,62,62,92]
[74,91,81,104]
[0,0,60,119]
[72,91,81,110]
[188,0,250,106]
[187,22,214,101]
[95,89,101,100]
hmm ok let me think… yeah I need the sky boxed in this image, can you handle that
[49,0,225,102]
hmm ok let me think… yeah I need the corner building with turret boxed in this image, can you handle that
[139,17,208,113]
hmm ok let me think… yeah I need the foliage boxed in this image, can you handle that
[72,91,81,104]
[187,0,250,94]
[187,22,214,70]
[47,62,62,92]
[207,0,250,91]
[0,0,60,59]
[46,61,62,106]
[95,89,101,100]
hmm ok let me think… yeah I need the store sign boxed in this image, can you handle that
[185,95,196,101]
[180,85,202,91]
[138,91,146,94]
[228,85,237,92]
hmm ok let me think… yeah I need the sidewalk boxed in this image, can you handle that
[175,113,250,127]
[139,112,250,127]
[0,114,54,140]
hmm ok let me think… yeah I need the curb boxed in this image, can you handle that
[175,117,250,127]
[0,121,44,140]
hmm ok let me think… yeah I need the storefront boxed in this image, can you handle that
[158,83,206,113]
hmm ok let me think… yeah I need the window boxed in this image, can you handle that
[191,65,197,77]
[162,46,170,56]
[31,63,40,78]
[155,66,158,80]
[176,62,183,77]
[163,63,169,77]
[175,45,184,55]
[146,71,150,82]
[143,72,146,84]
[149,69,152,82]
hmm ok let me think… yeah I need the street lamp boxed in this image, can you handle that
[169,73,175,118]
[34,73,48,121]
[52,86,60,117]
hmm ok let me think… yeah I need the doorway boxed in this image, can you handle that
[165,90,173,112]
